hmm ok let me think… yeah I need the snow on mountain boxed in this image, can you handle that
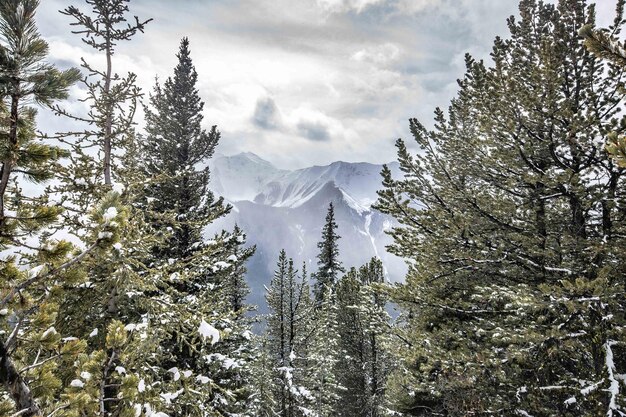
[207,152,406,312]
[253,160,401,208]
[209,152,287,202]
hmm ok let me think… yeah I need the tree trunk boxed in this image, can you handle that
[0,339,41,417]
[103,42,113,186]
[0,93,20,229]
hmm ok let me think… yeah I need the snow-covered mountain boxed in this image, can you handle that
[206,152,405,312]
[253,161,396,209]
[210,152,287,202]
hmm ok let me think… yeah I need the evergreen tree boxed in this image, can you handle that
[250,336,277,416]
[265,250,291,416]
[0,1,129,415]
[313,203,344,305]
[46,1,169,415]
[580,0,626,166]
[376,0,626,415]
[263,250,316,417]
[307,290,341,417]
[139,37,254,416]
[335,258,390,417]
[225,225,254,316]
[142,36,225,260]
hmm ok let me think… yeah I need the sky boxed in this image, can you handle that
[35,0,617,170]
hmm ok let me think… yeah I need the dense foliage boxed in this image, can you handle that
[376,0,626,415]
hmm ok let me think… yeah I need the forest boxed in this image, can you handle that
[1,0,626,416]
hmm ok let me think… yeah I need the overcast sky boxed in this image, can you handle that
[35,0,617,170]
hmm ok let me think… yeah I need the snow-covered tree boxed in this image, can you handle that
[336,258,390,417]
[307,290,341,417]
[376,0,626,415]
[262,250,316,417]
[139,36,255,416]
[0,1,130,415]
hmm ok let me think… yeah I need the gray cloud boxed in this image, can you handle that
[297,120,331,142]
[253,97,281,130]
[33,0,617,170]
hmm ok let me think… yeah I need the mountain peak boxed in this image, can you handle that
[231,152,274,166]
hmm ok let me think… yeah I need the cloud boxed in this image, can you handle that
[252,97,281,130]
[297,120,331,141]
[352,43,401,66]
[316,0,385,14]
[32,0,618,170]
[394,0,443,14]
[316,0,442,14]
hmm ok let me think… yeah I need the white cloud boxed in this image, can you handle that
[352,43,401,66]
[316,0,387,14]
[394,0,442,14]
[317,0,443,14]
[32,0,619,170]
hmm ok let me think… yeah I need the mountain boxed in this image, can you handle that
[206,152,406,312]
[254,160,396,208]
[210,152,287,202]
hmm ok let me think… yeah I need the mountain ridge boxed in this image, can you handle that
[206,152,406,312]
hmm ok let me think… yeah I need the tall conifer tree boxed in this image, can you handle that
[313,203,344,305]
[376,0,626,415]
[142,37,225,259]
[0,1,131,415]
[140,37,254,416]
[263,250,316,417]
[335,258,390,417]
[47,1,168,415]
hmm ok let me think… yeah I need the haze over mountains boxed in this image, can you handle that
[206,152,406,311]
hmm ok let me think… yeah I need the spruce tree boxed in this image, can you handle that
[139,37,254,416]
[313,203,344,305]
[225,225,254,315]
[265,250,291,416]
[307,290,341,417]
[142,36,225,260]
[376,0,626,415]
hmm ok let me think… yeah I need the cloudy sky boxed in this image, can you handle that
[35,0,616,169]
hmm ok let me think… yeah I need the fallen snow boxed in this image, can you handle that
[70,379,84,388]
[103,207,118,222]
[198,320,220,344]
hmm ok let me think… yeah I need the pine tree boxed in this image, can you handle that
[224,225,254,316]
[250,336,277,416]
[580,0,626,166]
[376,0,626,415]
[291,262,317,416]
[0,1,128,415]
[335,258,390,417]
[263,251,316,417]
[265,250,291,416]
[139,37,254,416]
[307,290,341,417]
[43,1,169,415]
[313,203,344,305]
